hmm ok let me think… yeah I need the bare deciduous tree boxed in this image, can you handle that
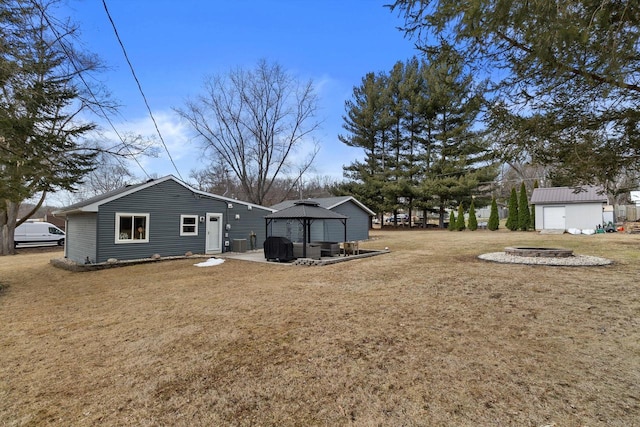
[176,59,320,205]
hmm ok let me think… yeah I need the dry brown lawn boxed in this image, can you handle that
[1,230,639,426]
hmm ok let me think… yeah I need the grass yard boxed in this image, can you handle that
[1,230,639,426]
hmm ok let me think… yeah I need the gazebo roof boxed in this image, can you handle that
[265,200,348,220]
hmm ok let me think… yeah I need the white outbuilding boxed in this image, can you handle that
[530,186,608,231]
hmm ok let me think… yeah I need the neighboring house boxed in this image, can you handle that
[54,175,274,264]
[530,186,608,231]
[270,196,375,242]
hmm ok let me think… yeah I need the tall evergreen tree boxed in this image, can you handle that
[1,0,103,255]
[417,44,496,228]
[448,210,456,231]
[518,182,531,231]
[488,196,499,230]
[376,60,428,225]
[506,188,519,231]
[456,204,466,231]
[530,179,539,229]
[468,198,478,231]
[337,72,390,216]
[390,0,640,185]
[338,52,497,225]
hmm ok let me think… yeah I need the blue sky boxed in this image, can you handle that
[62,0,419,183]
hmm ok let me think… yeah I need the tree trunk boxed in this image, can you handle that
[16,192,47,229]
[0,201,20,255]
[438,205,446,228]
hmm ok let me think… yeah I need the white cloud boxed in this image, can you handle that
[98,110,200,180]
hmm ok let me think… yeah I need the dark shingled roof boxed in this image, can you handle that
[265,200,348,220]
[271,196,375,216]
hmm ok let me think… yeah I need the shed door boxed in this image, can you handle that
[543,206,566,230]
[205,213,223,253]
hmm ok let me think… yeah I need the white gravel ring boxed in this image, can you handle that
[478,252,612,266]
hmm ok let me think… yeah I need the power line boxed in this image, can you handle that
[34,3,152,180]
[101,0,184,181]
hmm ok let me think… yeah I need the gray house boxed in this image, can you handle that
[270,196,375,242]
[54,175,274,264]
[531,186,608,231]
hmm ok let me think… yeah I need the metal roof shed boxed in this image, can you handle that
[530,185,608,231]
[264,200,348,258]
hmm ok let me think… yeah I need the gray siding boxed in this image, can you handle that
[94,180,271,262]
[332,201,370,241]
[66,213,97,263]
[267,200,370,243]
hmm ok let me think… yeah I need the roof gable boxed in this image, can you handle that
[54,175,275,216]
[271,196,375,216]
[530,186,608,204]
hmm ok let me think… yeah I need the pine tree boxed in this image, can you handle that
[468,199,478,230]
[530,180,539,229]
[1,1,101,255]
[391,0,640,186]
[518,182,530,231]
[338,52,498,229]
[506,188,519,231]
[416,47,497,228]
[456,205,466,231]
[530,205,536,230]
[488,196,499,230]
[448,210,456,231]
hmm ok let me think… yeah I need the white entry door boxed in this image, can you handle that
[543,206,566,230]
[205,213,223,253]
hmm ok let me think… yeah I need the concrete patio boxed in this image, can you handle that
[219,248,389,266]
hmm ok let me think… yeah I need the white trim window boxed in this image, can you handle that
[115,213,149,243]
[180,215,198,236]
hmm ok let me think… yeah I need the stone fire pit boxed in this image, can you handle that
[504,247,573,258]
[478,246,612,266]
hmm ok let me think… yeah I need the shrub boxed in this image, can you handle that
[456,204,466,231]
[530,180,538,229]
[518,182,530,231]
[468,199,478,231]
[488,196,499,230]
[448,210,456,231]
[506,187,519,231]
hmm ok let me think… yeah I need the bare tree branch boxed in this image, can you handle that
[176,60,321,205]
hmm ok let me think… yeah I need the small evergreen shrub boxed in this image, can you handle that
[518,182,530,231]
[468,199,478,231]
[530,180,538,229]
[506,187,519,231]
[448,210,456,231]
[456,205,466,231]
[488,196,499,230]
[530,205,535,230]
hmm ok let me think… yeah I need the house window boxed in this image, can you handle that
[180,215,198,236]
[115,213,149,243]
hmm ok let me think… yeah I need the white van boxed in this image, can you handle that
[14,221,65,247]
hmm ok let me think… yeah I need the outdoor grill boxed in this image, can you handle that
[263,236,294,262]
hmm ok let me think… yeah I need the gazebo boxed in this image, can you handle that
[264,200,348,258]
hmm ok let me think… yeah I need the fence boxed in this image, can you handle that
[616,205,640,222]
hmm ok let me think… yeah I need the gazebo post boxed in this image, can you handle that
[265,219,269,240]
[302,218,307,258]
[263,200,349,260]
[343,219,347,242]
